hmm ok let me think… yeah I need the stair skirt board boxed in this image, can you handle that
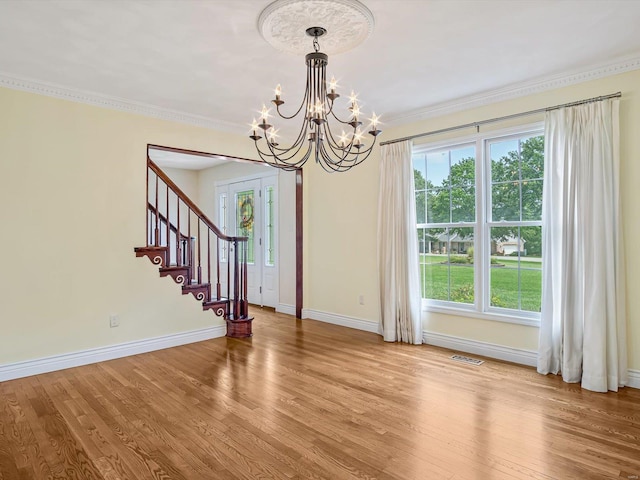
[0,325,226,382]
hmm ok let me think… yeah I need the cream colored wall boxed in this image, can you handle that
[162,167,200,203]
[0,87,258,365]
[304,158,380,320]
[304,69,640,370]
[277,170,297,308]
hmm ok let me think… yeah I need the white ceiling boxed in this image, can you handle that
[1,0,640,146]
[147,148,231,171]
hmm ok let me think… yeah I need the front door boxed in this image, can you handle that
[230,179,262,305]
[217,174,279,308]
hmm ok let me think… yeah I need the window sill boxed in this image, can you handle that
[422,303,540,327]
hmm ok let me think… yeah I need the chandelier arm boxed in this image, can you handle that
[322,138,353,162]
[255,140,310,170]
[264,116,310,154]
[325,126,380,164]
[328,108,359,125]
[258,138,308,164]
[255,148,301,171]
[348,144,377,167]
[264,135,310,162]
[274,76,311,120]
[324,97,336,117]
[317,142,351,173]
[271,139,313,169]
[320,120,355,151]
[311,59,320,123]
[253,139,286,159]
[253,135,306,162]
[320,139,354,166]
[321,141,376,173]
[257,117,315,164]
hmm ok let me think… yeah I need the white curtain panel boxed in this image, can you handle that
[378,141,422,344]
[538,98,627,392]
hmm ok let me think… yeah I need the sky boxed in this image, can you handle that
[413,139,519,187]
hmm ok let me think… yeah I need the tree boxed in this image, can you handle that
[414,168,426,223]
[426,157,475,242]
[490,136,544,256]
[413,135,544,257]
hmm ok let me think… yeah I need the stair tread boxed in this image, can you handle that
[134,245,168,251]
[203,298,229,305]
[159,265,189,271]
[182,283,210,289]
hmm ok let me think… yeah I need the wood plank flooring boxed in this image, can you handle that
[1,309,639,479]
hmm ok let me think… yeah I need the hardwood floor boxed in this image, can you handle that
[1,310,639,480]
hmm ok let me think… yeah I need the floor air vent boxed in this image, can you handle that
[451,354,484,365]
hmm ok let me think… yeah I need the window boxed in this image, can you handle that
[264,185,275,267]
[218,192,228,262]
[236,189,255,264]
[413,126,544,324]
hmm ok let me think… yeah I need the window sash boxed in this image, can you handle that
[413,124,544,323]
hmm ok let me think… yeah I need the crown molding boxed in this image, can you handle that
[3,52,640,134]
[0,72,243,134]
[385,53,640,127]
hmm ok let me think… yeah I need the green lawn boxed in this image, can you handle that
[420,254,542,312]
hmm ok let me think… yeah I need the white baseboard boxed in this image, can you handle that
[423,331,639,390]
[628,370,640,389]
[423,330,538,367]
[0,325,226,382]
[302,308,382,334]
[276,303,296,316]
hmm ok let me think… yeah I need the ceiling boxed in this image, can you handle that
[147,148,231,171]
[1,0,640,148]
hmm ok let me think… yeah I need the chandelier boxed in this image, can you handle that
[250,27,382,172]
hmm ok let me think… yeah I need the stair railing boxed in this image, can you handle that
[145,157,251,328]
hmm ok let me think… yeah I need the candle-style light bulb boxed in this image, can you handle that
[249,118,262,140]
[328,76,337,93]
[267,127,279,144]
[260,104,270,123]
[354,128,364,147]
[274,84,282,100]
[351,102,361,121]
[370,112,380,129]
[338,130,349,148]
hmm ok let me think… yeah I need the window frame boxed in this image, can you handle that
[413,122,544,327]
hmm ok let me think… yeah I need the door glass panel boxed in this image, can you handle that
[218,193,228,262]
[265,186,275,266]
[236,190,255,264]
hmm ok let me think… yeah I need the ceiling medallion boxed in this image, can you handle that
[258,0,375,56]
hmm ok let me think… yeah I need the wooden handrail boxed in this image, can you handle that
[148,202,190,241]
[147,157,247,243]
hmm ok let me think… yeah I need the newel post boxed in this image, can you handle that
[226,238,253,338]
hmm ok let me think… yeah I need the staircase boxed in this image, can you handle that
[135,157,253,337]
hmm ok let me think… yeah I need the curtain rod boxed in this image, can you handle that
[379,91,622,147]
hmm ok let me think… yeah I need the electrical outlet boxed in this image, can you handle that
[109,314,120,328]
[358,295,364,305]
